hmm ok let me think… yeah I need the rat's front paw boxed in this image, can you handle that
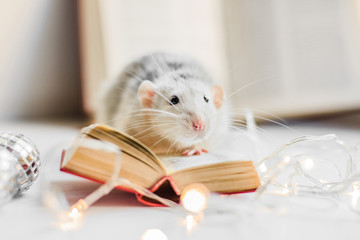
[182,148,208,156]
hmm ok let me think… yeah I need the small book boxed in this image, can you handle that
[60,124,261,206]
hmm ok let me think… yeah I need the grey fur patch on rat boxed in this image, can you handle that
[101,52,214,121]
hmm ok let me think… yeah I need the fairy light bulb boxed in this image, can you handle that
[68,199,88,218]
[57,200,87,231]
[283,156,291,164]
[141,229,168,240]
[351,182,360,209]
[301,158,314,171]
[56,204,85,231]
[68,206,82,219]
[259,163,268,173]
[281,187,290,195]
[184,214,200,233]
[58,215,82,231]
[181,183,209,213]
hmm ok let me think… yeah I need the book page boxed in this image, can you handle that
[160,131,257,174]
[161,153,240,175]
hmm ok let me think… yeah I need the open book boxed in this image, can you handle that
[60,124,261,206]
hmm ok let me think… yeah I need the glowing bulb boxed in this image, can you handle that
[281,188,290,195]
[352,182,360,192]
[283,156,291,163]
[181,183,209,213]
[141,229,168,240]
[71,207,79,215]
[58,209,83,231]
[184,214,199,233]
[259,163,267,173]
[68,199,87,219]
[351,182,360,209]
[317,178,328,184]
[68,207,81,218]
[301,158,314,171]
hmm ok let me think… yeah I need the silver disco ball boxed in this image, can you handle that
[0,132,41,195]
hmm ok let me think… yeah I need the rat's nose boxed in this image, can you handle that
[192,117,205,131]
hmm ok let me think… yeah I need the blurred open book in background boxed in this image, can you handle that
[78,0,360,120]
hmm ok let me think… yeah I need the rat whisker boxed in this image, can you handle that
[249,108,287,124]
[254,116,298,134]
[226,79,263,99]
[172,141,183,155]
[103,109,180,125]
[150,135,169,149]
[124,114,178,122]
[114,86,137,95]
[230,120,247,128]
[119,121,178,134]
[133,133,169,145]
[151,54,165,74]
[128,122,178,136]
[100,117,150,126]
[229,107,287,124]
[226,74,276,100]
[138,127,179,149]
[140,108,180,118]
[124,70,144,83]
[128,113,178,120]
[136,132,162,142]
[120,125,158,133]
[166,138,179,155]
[122,122,171,130]
[129,114,176,124]
[229,111,299,134]
[130,107,179,117]
[230,123,281,144]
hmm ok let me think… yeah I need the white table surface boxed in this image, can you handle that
[0,114,360,240]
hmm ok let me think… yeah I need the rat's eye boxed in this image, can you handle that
[170,96,179,105]
[203,95,209,103]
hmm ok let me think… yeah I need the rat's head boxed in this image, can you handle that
[137,75,225,148]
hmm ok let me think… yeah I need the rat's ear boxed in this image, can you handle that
[212,85,224,109]
[138,80,155,108]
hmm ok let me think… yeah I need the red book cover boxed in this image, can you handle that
[60,150,257,207]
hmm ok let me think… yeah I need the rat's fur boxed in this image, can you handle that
[97,52,230,154]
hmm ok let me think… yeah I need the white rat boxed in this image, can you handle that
[97,52,230,155]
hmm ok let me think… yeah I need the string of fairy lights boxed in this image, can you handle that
[1,113,357,238]
[24,110,360,239]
